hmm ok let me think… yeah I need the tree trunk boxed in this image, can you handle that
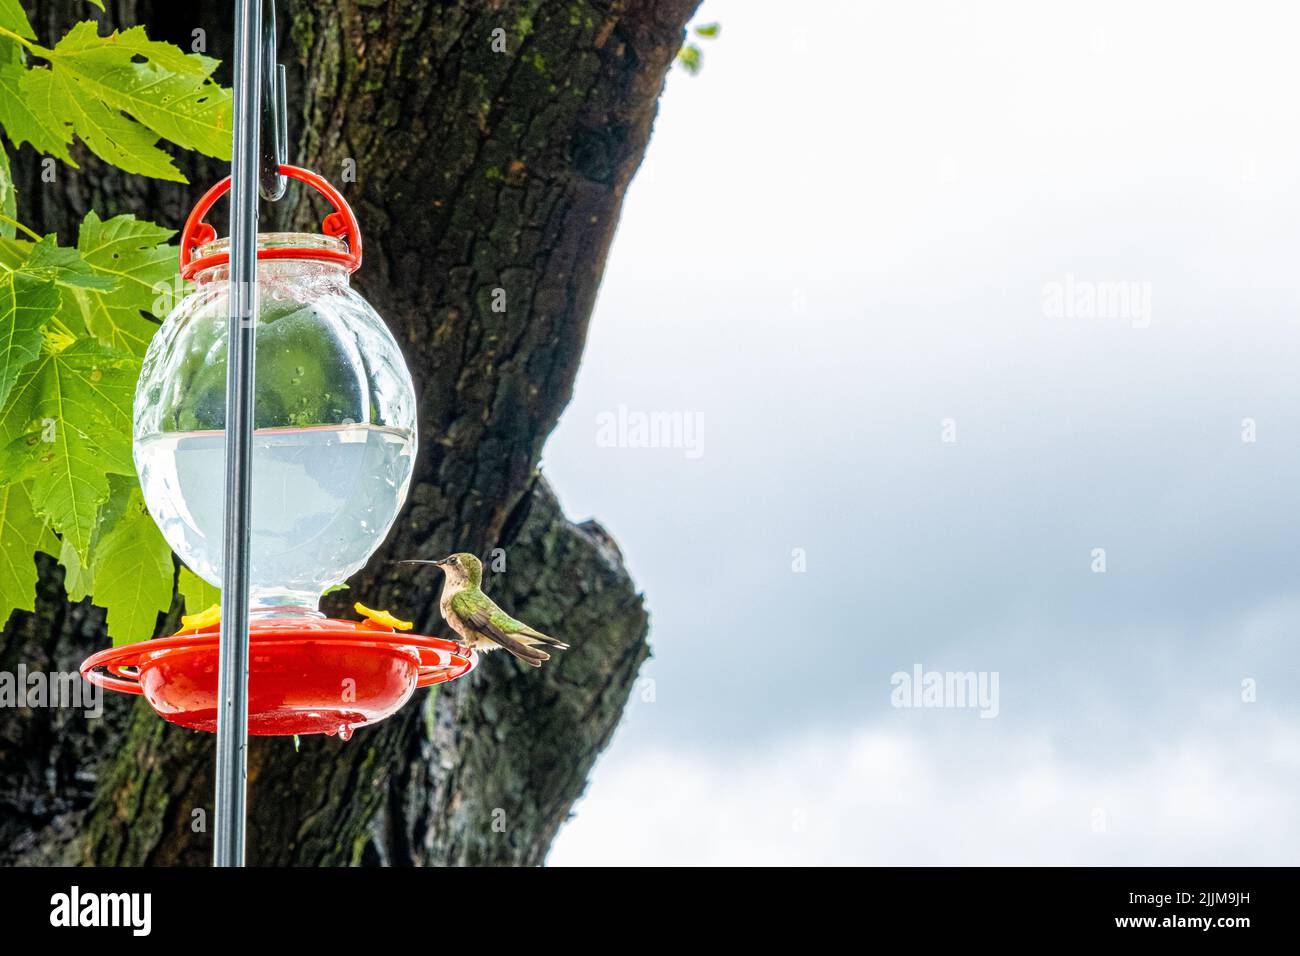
[1,0,694,866]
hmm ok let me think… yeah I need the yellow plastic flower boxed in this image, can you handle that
[180,603,221,632]
[354,602,413,631]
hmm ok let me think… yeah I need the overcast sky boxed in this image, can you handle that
[540,0,1300,865]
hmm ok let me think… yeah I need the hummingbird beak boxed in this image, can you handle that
[397,558,447,568]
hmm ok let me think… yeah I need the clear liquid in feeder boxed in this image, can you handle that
[134,232,418,614]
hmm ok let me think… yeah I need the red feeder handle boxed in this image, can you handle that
[179,164,362,280]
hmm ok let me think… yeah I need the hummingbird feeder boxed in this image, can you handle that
[79,165,477,737]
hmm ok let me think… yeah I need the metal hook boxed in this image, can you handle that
[260,0,288,201]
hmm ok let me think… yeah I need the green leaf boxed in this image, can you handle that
[0,338,137,555]
[0,0,36,41]
[22,235,118,290]
[57,212,174,355]
[0,482,57,624]
[694,22,721,39]
[178,565,220,615]
[58,534,93,601]
[22,65,187,181]
[322,583,350,595]
[91,484,173,644]
[0,269,59,410]
[0,236,23,267]
[51,23,230,155]
[0,145,15,239]
[57,471,131,602]
[107,26,218,80]
[7,20,234,181]
[0,44,77,160]
[677,44,702,75]
[0,235,29,268]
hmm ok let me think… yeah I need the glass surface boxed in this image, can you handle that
[133,235,418,613]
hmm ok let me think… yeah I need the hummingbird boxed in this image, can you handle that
[403,553,568,667]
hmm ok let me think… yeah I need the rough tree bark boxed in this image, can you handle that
[0,0,696,865]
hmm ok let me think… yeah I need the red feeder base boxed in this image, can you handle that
[79,617,477,737]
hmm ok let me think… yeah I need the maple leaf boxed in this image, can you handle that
[54,212,175,355]
[0,480,58,625]
[0,337,137,555]
[90,483,173,643]
[0,212,179,634]
[0,269,58,409]
[0,1,36,43]
[21,234,119,290]
[178,564,221,617]
[58,534,92,602]
[0,38,73,160]
[56,472,133,603]
[1,20,232,181]
[0,142,16,239]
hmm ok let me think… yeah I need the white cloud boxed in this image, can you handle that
[549,721,1300,866]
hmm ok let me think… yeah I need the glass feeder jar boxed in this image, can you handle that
[134,168,417,617]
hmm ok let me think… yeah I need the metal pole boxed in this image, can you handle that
[214,0,262,868]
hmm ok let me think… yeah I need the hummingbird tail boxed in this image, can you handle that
[490,632,551,667]
[520,626,568,650]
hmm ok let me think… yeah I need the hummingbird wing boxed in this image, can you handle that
[498,615,569,649]
[451,589,567,648]
[450,589,551,667]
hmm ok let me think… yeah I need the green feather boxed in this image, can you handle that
[450,587,536,635]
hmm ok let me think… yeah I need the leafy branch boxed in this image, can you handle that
[0,16,231,181]
[0,4,231,642]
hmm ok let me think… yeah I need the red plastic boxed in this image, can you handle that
[80,617,476,737]
[179,164,363,280]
